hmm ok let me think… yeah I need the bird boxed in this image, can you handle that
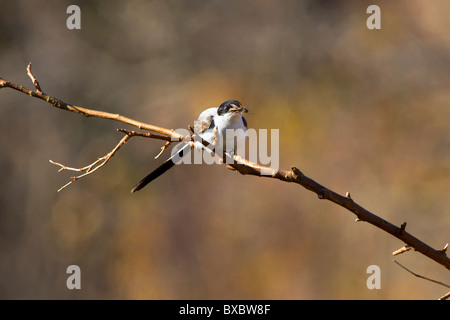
[131,100,248,193]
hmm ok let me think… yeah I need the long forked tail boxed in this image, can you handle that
[131,143,190,193]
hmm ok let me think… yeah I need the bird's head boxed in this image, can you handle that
[217,100,248,116]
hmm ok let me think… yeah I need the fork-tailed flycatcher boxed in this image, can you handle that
[131,100,248,193]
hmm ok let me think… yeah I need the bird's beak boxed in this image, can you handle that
[230,104,248,114]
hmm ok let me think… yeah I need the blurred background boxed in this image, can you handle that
[0,0,449,299]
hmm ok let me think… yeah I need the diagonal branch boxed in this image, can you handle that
[228,164,450,270]
[1,64,449,272]
[49,132,131,192]
[393,260,450,289]
[50,128,176,191]
[0,63,185,141]
[393,260,450,300]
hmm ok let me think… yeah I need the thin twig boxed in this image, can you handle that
[439,291,450,300]
[117,128,174,159]
[393,260,450,300]
[117,128,173,142]
[393,245,412,256]
[1,63,184,141]
[155,141,172,159]
[50,134,131,192]
[393,260,450,289]
[26,63,42,93]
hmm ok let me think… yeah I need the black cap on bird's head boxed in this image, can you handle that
[217,100,248,116]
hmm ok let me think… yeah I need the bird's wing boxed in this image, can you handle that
[194,116,214,134]
[242,116,248,129]
[131,108,220,193]
[194,107,217,134]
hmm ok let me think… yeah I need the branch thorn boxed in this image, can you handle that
[400,222,407,235]
[26,62,43,93]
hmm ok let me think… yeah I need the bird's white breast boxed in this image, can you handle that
[195,107,247,154]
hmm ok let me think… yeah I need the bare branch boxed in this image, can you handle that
[1,64,449,272]
[116,128,173,142]
[0,64,184,141]
[222,163,450,270]
[49,133,131,192]
[117,128,174,159]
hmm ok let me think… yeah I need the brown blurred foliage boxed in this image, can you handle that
[0,0,449,299]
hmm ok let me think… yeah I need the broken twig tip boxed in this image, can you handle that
[155,141,171,159]
[290,166,301,175]
[393,245,411,256]
[26,62,43,93]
